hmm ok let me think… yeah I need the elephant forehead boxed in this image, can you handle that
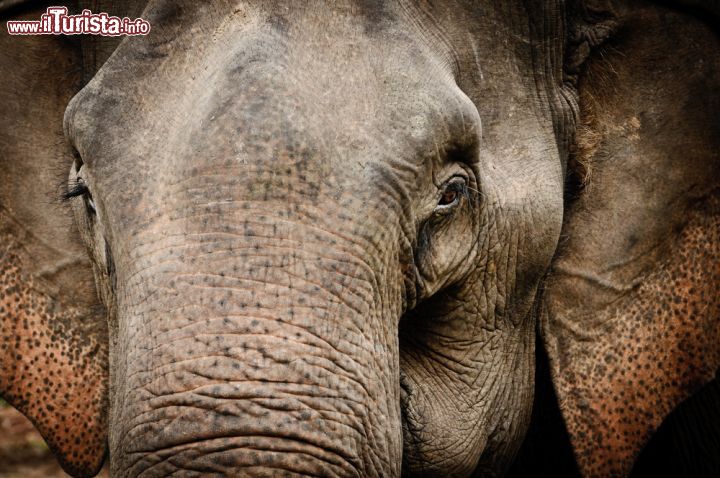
[66,7,474,173]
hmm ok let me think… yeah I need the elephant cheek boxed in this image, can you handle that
[399,331,535,477]
[106,249,402,477]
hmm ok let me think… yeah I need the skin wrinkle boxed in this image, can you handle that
[396,1,461,78]
[197,445,353,472]
[172,279,370,318]
[123,257,377,320]
[122,214,385,284]
[140,400,364,440]
[142,209,371,255]
[135,301,379,364]
[131,329,329,369]
[155,311,344,350]
[135,344,373,395]
[145,457,348,477]
[123,392,367,443]
[129,332,380,388]
[127,388,352,418]
[125,341,332,386]
[121,404,371,475]
[126,238,380,298]
[130,437,358,476]
[130,408,374,460]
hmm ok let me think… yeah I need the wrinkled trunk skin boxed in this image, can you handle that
[108,209,402,477]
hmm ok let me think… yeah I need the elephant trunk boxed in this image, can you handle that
[108,222,402,477]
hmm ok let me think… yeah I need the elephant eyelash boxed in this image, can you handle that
[457,182,483,210]
[62,181,90,201]
[450,182,471,201]
[62,180,97,215]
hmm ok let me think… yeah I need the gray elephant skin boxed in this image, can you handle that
[0,1,718,477]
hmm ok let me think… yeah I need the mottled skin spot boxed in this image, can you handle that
[543,3,720,476]
[0,232,108,477]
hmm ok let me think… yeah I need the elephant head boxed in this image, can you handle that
[1,0,717,477]
[1,1,567,476]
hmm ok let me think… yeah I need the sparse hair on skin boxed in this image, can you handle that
[567,44,623,193]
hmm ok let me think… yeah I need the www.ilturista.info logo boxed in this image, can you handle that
[7,6,150,36]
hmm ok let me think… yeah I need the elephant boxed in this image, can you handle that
[0,0,717,477]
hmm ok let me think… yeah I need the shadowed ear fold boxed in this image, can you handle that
[0,5,108,477]
[541,5,720,477]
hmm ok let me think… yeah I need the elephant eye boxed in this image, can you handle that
[435,177,467,213]
[63,178,96,215]
[439,189,458,206]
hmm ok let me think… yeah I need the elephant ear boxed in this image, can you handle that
[0,4,108,477]
[542,4,720,477]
